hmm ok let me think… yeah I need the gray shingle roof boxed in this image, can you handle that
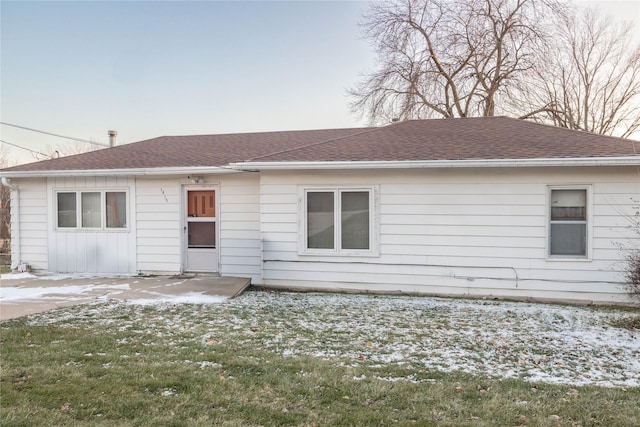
[3,117,637,173]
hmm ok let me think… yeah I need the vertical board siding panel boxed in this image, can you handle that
[45,176,135,274]
[87,232,98,273]
[75,233,87,273]
[97,233,108,272]
[260,167,639,303]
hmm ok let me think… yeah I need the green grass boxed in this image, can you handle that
[611,314,640,330]
[1,292,639,426]
[0,265,11,274]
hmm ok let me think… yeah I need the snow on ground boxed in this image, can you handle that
[0,274,228,306]
[1,272,116,281]
[0,283,131,302]
[0,284,226,305]
[1,272,39,280]
[120,293,228,306]
[16,290,640,388]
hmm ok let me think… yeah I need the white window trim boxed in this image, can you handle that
[298,185,379,257]
[546,185,592,261]
[54,189,129,232]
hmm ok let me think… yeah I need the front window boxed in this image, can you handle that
[106,192,127,228]
[341,191,370,250]
[549,189,587,257]
[307,191,335,249]
[82,192,101,228]
[56,190,127,230]
[304,188,375,255]
[57,192,77,228]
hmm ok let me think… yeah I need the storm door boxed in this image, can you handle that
[184,187,218,272]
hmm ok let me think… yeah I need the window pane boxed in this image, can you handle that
[188,222,216,248]
[550,223,586,256]
[57,193,77,228]
[551,190,586,220]
[307,192,334,249]
[188,191,216,218]
[106,192,126,228]
[341,191,370,250]
[82,192,101,228]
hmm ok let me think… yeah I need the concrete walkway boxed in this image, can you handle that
[0,274,251,321]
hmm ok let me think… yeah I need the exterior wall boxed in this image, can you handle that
[219,173,262,283]
[260,167,640,304]
[135,173,262,283]
[10,178,48,270]
[135,178,182,273]
[8,173,261,279]
[47,176,136,274]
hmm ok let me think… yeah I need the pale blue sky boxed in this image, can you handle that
[1,0,638,165]
[2,0,374,164]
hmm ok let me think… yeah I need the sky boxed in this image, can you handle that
[1,0,639,166]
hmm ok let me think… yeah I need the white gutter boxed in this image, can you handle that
[229,156,640,170]
[1,177,19,270]
[0,166,242,179]
[2,156,638,178]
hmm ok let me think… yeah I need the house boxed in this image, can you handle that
[2,117,639,304]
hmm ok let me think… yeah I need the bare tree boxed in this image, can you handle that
[46,140,104,159]
[521,8,640,138]
[349,0,558,123]
[0,149,11,242]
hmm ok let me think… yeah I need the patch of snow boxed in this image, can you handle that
[161,388,176,397]
[198,361,222,369]
[122,292,227,306]
[18,291,640,388]
[0,284,131,302]
[1,272,37,280]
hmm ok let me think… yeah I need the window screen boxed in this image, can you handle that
[81,192,101,228]
[305,189,372,253]
[307,192,335,249]
[550,189,587,256]
[341,191,370,250]
[57,192,77,228]
[106,192,126,228]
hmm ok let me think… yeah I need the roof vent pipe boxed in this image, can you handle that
[108,130,117,147]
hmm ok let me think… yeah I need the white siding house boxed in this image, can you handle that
[2,117,639,304]
[258,167,639,304]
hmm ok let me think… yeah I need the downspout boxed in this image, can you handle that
[1,177,19,270]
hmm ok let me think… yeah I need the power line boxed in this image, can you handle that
[0,122,109,147]
[0,139,51,160]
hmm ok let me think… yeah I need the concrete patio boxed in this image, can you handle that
[0,273,251,321]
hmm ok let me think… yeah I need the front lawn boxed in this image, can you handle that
[1,290,638,426]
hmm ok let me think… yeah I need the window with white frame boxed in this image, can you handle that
[303,188,375,255]
[549,188,587,257]
[56,191,127,229]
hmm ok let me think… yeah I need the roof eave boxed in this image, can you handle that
[231,156,640,170]
[3,157,637,178]
[0,166,241,179]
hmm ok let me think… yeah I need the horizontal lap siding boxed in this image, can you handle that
[12,179,48,269]
[135,179,181,273]
[219,174,261,283]
[135,174,261,278]
[260,167,640,304]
